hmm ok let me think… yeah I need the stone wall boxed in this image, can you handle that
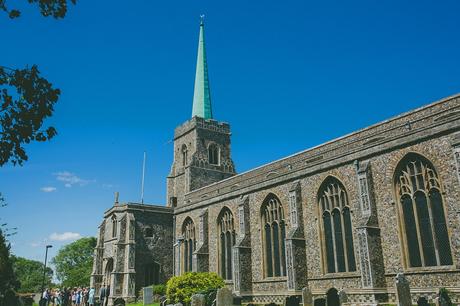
[91,203,173,304]
[167,116,236,207]
[173,94,460,304]
[133,207,174,289]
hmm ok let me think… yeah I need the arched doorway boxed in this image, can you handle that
[326,288,340,306]
[104,258,114,290]
[144,262,160,286]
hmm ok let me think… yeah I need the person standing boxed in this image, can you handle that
[99,285,106,306]
[62,288,69,306]
[39,289,48,306]
[104,285,110,306]
[76,288,81,306]
[55,290,62,306]
[71,289,76,306]
[88,288,95,306]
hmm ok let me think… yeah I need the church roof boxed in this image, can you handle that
[191,18,213,119]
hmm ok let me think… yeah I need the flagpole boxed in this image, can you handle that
[141,151,146,204]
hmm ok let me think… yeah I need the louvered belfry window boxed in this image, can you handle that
[208,143,219,165]
[182,218,196,273]
[395,153,452,267]
[318,177,356,273]
[261,194,287,277]
[218,207,236,280]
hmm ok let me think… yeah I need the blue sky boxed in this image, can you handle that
[1,0,459,264]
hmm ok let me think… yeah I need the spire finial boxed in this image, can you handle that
[200,14,205,25]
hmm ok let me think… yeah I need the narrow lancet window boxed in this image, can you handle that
[181,145,188,167]
[112,215,117,238]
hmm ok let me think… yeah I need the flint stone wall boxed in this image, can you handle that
[173,95,460,304]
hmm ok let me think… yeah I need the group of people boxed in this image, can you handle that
[40,287,96,306]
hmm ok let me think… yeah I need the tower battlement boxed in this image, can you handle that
[174,116,230,139]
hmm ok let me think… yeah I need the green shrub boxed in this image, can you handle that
[153,284,166,295]
[166,272,224,304]
[439,288,452,306]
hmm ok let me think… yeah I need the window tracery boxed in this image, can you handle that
[182,218,196,272]
[208,143,219,165]
[395,153,452,267]
[261,194,286,277]
[318,177,356,273]
[218,207,236,280]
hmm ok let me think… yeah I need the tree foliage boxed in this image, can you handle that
[0,66,60,166]
[0,0,76,19]
[11,256,53,293]
[1,0,78,168]
[51,237,96,288]
[166,272,224,304]
[0,229,19,304]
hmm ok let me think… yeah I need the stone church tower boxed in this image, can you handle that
[167,19,236,207]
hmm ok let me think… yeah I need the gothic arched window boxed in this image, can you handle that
[181,145,188,167]
[394,153,452,267]
[112,215,117,238]
[208,143,219,165]
[218,207,236,280]
[318,177,356,273]
[182,218,196,273]
[261,194,286,277]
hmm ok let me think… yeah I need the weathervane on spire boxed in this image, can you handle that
[200,14,205,25]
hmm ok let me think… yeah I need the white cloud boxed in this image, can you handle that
[53,171,92,188]
[30,239,48,248]
[102,183,114,189]
[49,232,82,241]
[40,186,57,193]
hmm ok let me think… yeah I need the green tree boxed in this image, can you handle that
[0,66,59,166]
[51,237,96,287]
[1,0,77,166]
[10,256,52,293]
[0,229,19,305]
[1,0,76,19]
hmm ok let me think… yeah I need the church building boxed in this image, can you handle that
[92,20,460,306]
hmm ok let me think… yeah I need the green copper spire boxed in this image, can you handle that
[192,17,213,119]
